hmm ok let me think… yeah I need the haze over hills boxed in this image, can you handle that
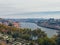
[0,11,60,19]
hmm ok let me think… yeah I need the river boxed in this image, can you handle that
[20,22,57,38]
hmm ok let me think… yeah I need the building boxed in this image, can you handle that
[3,22,9,26]
[13,22,20,28]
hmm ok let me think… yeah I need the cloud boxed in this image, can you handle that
[0,0,60,18]
[0,0,60,12]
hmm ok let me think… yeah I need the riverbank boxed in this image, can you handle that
[20,22,57,38]
[36,23,60,30]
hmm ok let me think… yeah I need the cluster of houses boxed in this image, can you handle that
[0,19,39,45]
[37,18,60,30]
[0,33,34,45]
[0,19,20,28]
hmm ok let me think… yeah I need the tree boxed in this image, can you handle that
[38,37,56,45]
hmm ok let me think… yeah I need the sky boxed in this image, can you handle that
[0,0,60,19]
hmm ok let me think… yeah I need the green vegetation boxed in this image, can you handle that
[0,24,59,45]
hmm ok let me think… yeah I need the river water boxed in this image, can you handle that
[20,22,57,38]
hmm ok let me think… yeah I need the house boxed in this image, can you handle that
[0,33,3,37]
[13,22,20,28]
[0,22,2,24]
[0,40,6,45]
[32,36,38,40]
[3,22,9,26]
[30,35,38,40]
[3,35,8,40]
[12,42,22,45]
